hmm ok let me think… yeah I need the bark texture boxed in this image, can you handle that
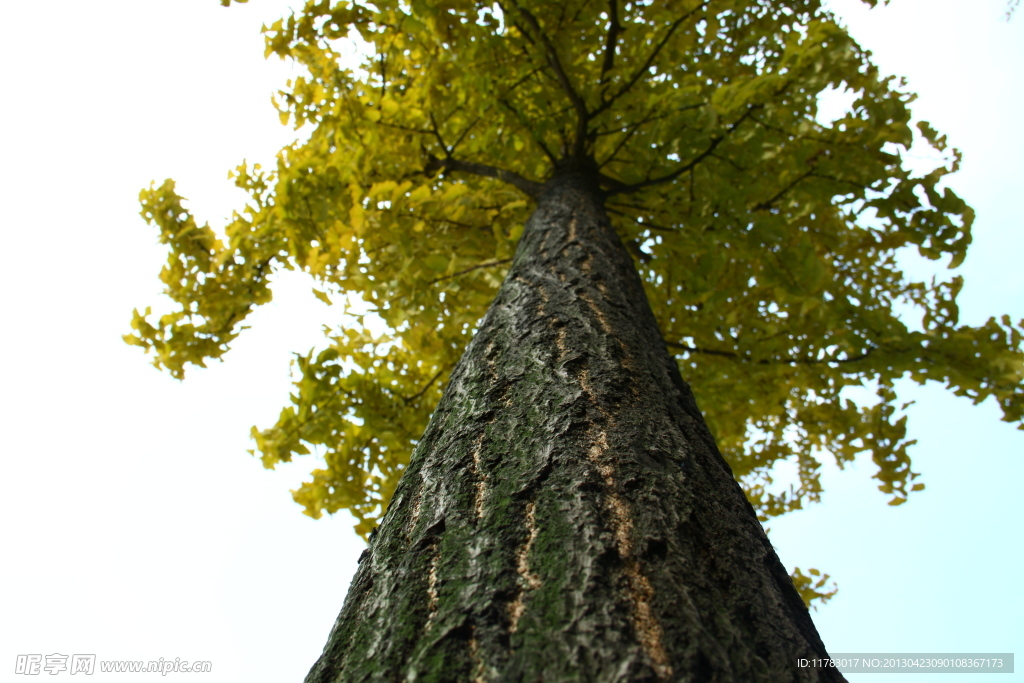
[306,174,845,682]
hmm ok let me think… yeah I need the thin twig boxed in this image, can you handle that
[499,97,559,163]
[429,112,450,155]
[665,340,875,366]
[430,258,513,284]
[751,168,816,211]
[606,105,760,195]
[402,366,449,403]
[599,0,622,85]
[507,1,590,158]
[605,206,678,232]
[593,1,710,118]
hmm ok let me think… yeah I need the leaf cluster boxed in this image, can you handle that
[127,0,1024,540]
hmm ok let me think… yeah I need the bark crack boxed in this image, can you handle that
[508,500,542,633]
[469,627,486,683]
[555,325,568,359]
[579,290,613,335]
[588,425,672,680]
[407,479,423,539]
[470,431,488,520]
[581,250,594,275]
[515,274,551,318]
[579,368,611,421]
[425,548,440,632]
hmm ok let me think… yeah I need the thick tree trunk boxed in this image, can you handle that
[306,174,844,682]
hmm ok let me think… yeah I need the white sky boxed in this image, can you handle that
[0,1,1020,680]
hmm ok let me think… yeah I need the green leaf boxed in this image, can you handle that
[422,254,448,272]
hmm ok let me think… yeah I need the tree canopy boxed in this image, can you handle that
[127,0,1023,553]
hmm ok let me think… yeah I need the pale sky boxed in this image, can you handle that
[0,1,1020,680]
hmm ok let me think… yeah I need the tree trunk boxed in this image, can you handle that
[305,174,845,682]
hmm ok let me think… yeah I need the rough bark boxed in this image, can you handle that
[306,173,845,682]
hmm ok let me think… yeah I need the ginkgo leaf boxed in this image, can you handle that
[312,288,332,306]
[422,254,448,272]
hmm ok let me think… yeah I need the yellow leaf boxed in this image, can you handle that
[409,185,431,206]
[350,205,365,235]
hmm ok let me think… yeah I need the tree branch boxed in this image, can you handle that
[428,113,450,155]
[751,168,815,212]
[708,151,748,173]
[424,154,544,197]
[449,116,481,155]
[430,258,513,284]
[409,214,490,232]
[808,171,873,195]
[507,1,590,158]
[605,105,760,195]
[401,366,449,404]
[593,1,710,119]
[492,67,560,162]
[598,118,647,170]
[593,111,673,136]
[499,97,559,163]
[605,206,678,233]
[665,340,875,366]
[599,0,622,85]
[596,106,680,170]
[377,121,434,136]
